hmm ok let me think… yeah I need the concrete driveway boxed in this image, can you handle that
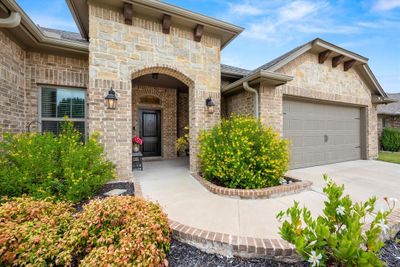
[287,160,400,209]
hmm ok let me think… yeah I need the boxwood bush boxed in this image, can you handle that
[198,116,289,189]
[0,121,115,203]
[381,127,400,152]
[61,196,170,266]
[0,197,73,266]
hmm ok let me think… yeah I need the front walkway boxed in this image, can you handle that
[136,158,326,240]
[134,158,400,258]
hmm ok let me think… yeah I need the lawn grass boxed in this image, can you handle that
[378,151,400,164]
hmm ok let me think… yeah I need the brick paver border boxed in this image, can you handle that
[132,173,400,261]
[192,173,313,199]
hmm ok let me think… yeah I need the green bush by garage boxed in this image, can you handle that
[198,116,289,189]
[381,127,400,152]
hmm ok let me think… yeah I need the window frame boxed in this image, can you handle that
[38,86,88,137]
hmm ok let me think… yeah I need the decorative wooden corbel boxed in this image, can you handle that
[344,60,356,71]
[123,3,133,25]
[318,50,332,64]
[332,55,345,68]
[194,24,204,42]
[162,14,171,34]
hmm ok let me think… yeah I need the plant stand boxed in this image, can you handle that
[132,151,143,171]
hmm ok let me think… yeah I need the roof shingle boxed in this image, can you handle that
[378,93,400,115]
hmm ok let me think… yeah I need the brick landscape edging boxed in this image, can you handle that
[192,173,313,199]
[132,173,400,262]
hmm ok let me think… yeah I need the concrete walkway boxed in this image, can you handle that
[136,158,400,240]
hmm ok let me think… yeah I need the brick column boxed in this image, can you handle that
[259,82,283,134]
[87,79,132,180]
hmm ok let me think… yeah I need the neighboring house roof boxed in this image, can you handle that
[378,93,400,115]
[221,64,251,77]
[66,0,243,49]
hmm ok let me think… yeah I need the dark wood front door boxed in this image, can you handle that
[139,109,161,157]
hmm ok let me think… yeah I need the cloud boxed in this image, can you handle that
[373,0,400,11]
[278,1,321,21]
[228,3,264,16]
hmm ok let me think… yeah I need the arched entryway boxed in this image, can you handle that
[131,66,194,168]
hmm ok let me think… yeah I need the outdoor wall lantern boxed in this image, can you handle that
[205,96,215,114]
[105,87,118,110]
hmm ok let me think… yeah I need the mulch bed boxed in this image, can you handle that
[380,232,400,267]
[74,182,134,212]
[72,182,400,266]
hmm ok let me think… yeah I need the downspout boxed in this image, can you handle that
[243,81,259,120]
[0,12,21,28]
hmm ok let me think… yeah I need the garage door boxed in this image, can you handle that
[283,99,362,169]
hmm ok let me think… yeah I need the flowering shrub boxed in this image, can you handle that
[132,136,143,145]
[61,196,170,266]
[0,197,73,266]
[277,175,394,267]
[0,120,115,203]
[198,116,289,189]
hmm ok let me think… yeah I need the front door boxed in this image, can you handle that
[139,109,161,157]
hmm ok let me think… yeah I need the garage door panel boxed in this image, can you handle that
[283,99,362,169]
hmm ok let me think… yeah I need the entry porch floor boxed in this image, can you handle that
[135,158,400,241]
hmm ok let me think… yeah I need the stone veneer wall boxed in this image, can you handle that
[0,30,88,135]
[222,91,255,118]
[88,3,221,178]
[0,31,26,134]
[258,52,378,159]
[132,84,177,159]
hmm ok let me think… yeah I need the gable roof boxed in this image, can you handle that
[378,93,400,115]
[225,38,388,99]
[66,0,243,49]
[39,26,86,43]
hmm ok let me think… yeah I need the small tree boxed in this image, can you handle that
[277,175,395,267]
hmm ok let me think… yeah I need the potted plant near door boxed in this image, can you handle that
[132,136,143,153]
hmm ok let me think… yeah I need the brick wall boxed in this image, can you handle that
[0,30,88,135]
[25,52,88,131]
[88,2,221,177]
[178,92,189,139]
[0,31,26,134]
[222,91,254,118]
[132,84,178,159]
[378,115,400,134]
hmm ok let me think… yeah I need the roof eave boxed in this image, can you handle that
[312,38,369,63]
[222,70,293,94]
[65,0,89,40]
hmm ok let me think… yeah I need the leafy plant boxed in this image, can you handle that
[0,119,115,203]
[198,116,289,189]
[176,126,189,153]
[61,196,170,266]
[0,197,73,266]
[381,127,400,152]
[277,175,395,267]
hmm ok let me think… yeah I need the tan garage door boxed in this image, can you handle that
[283,99,362,169]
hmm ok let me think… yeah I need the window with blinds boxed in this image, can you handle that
[40,87,86,136]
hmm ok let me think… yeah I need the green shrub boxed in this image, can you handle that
[0,197,73,266]
[381,127,400,152]
[277,175,395,267]
[198,116,289,189]
[0,120,115,203]
[61,196,170,266]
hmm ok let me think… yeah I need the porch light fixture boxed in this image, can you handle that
[105,87,118,109]
[152,73,159,79]
[205,96,215,114]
